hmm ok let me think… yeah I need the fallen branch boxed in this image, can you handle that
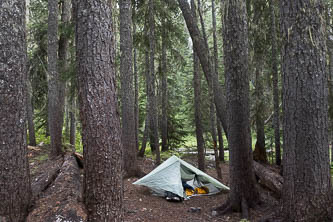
[253,161,283,197]
[27,154,87,222]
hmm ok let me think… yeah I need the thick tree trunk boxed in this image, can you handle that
[280,1,332,221]
[27,80,37,146]
[191,0,205,172]
[270,0,281,166]
[48,0,64,158]
[120,0,140,177]
[148,0,160,165]
[178,0,228,138]
[161,19,168,152]
[221,0,259,214]
[76,0,123,220]
[0,1,31,220]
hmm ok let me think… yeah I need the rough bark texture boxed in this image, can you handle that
[270,0,281,166]
[178,0,228,138]
[120,0,140,177]
[253,56,267,164]
[0,1,31,220]
[48,0,64,158]
[27,80,37,146]
[253,161,283,197]
[280,1,332,221]
[133,5,139,151]
[76,0,123,221]
[161,19,168,152]
[222,0,259,212]
[27,155,87,222]
[148,0,160,164]
[191,0,205,172]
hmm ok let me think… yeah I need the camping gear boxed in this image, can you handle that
[133,155,229,198]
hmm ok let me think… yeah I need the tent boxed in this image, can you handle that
[133,155,229,198]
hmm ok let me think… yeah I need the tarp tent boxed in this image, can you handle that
[133,155,229,198]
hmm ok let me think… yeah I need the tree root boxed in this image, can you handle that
[212,197,256,220]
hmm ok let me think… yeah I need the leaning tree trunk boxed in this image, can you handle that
[191,0,205,171]
[48,0,65,158]
[148,0,160,165]
[76,0,123,221]
[220,0,259,217]
[178,0,228,138]
[270,0,281,166]
[119,0,141,177]
[0,0,31,220]
[280,1,332,221]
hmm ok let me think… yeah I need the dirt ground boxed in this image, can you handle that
[28,146,275,222]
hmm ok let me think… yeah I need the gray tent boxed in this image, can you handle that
[133,155,229,198]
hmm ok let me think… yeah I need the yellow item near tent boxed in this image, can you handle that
[185,188,195,196]
[194,186,209,194]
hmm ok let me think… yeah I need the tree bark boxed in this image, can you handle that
[270,0,281,166]
[148,0,160,165]
[177,0,228,138]
[120,0,140,177]
[280,1,332,221]
[191,0,205,172]
[161,17,168,152]
[27,155,87,222]
[48,0,64,158]
[76,0,123,220]
[253,56,267,163]
[222,0,259,213]
[0,1,31,220]
[217,118,225,162]
[27,79,37,146]
[253,161,283,197]
[69,100,76,147]
[133,3,139,151]
[138,116,149,157]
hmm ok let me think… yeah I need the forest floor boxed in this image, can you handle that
[27,145,276,222]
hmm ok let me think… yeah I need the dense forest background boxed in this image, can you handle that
[1,0,333,221]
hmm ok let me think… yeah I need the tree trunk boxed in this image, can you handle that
[138,116,149,157]
[280,1,331,221]
[120,0,140,177]
[0,1,31,220]
[217,118,225,162]
[148,0,160,165]
[133,4,139,151]
[270,0,281,166]
[253,56,267,163]
[27,79,37,146]
[48,0,64,158]
[221,0,259,214]
[76,0,123,220]
[161,17,168,152]
[69,100,76,147]
[178,0,228,138]
[191,0,205,172]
